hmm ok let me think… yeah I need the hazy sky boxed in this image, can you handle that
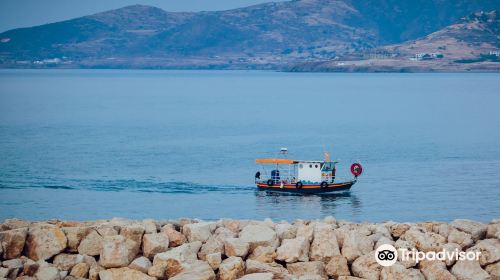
[0,0,285,32]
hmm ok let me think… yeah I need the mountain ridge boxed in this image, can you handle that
[0,0,498,71]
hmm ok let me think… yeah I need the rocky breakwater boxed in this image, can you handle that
[0,217,499,280]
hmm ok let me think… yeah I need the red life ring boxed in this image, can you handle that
[351,163,363,177]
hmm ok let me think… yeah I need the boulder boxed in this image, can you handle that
[142,232,169,259]
[451,219,487,241]
[390,223,411,238]
[0,227,27,259]
[341,231,374,263]
[395,239,418,268]
[1,219,30,230]
[88,265,104,280]
[61,227,92,253]
[380,263,424,280]
[25,224,67,261]
[199,227,236,260]
[247,246,276,263]
[442,243,462,267]
[99,235,130,268]
[451,259,490,280]
[161,225,187,247]
[53,253,84,271]
[206,252,222,270]
[325,255,350,279]
[128,256,152,274]
[22,258,40,276]
[153,241,202,278]
[0,267,9,278]
[120,225,145,261]
[447,229,474,249]
[147,264,166,278]
[419,260,457,280]
[351,253,380,280]
[237,273,273,280]
[403,227,445,252]
[375,236,395,249]
[276,237,310,263]
[485,261,500,279]
[168,260,216,280]
[468,239,500,266]
[219,256,245,280]
[95,224,119,237]
[35,266,61,280]
[486,222,500,239]
[2,258,23,270]
[224,238,250,258]
[296,224,315,243]
[182,222,216,243]
[275,224,297,240]
[70,262,90,278]
[99,267,155,280]
[142,219,158,234]
[310,223,340,262]
[77,230,103,256]
[286,261,327,280]
[239,225,278,251]
[245,260,290,279]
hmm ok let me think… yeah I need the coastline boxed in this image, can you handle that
[1,217,498,280]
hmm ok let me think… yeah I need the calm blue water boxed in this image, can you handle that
[0,70,499,222]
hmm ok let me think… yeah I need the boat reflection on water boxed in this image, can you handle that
[254,189,362,221]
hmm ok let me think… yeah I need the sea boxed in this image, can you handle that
[0,70,499,222]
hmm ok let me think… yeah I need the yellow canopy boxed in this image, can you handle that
[255,158,296,164]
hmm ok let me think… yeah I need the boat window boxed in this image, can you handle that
[315,164,318,168]
[299,164,303,169]
[309,164,312,168]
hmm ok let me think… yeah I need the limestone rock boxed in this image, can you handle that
[310,223,340,262]
[275,224,297,240]
[341,231,374,263]
[147,264,166,278]
[224,238,250,258]
[325,255,350,279]
[1,219,30,230]
[451,219,487,241]
[447,229,474,249]
[70,262,89,278]
[248,246,276,263]
[245,260,290,279]
[199,227,236,260]
[142,219,158,234]
[443,243,462,267]
[395,239,418,268]
[237,273,273,280]
[390,223,411,238]
[22,258,40,276]
[485,261,500,279]
[53,253,84,271]
[25,225,67,261]
[99,267,155,280]
[99,235,130,268]
[219,256,245,280]
[128,256,152,274]
[419,260,457,280]
[142,232,169,259]
[351,253,380,280]
[468,239,500,266]
[403,227,445,252]
[182,222,216,243]
[0,267,9,278]
[276,237,310,263]
[296,224,315,243]
[239,225,278,251]
[88,265,104,280]
[451,259,490,280]
[206,252,222,270]
[0,227,27,259]
[77,230,103,256]
[486,222,500,239]
[61,227,92,253]
[168,260,215,280]
[161,225,186,247]
[35,266,61,280]
[153,241,202,278]
[286,261,327,280]
[120,225,145,261]
[380,263,424,280]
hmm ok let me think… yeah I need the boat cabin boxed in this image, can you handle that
[255,158,337,185]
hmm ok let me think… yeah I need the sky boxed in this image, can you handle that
[0,0,286,32]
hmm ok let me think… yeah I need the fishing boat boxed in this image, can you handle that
[255,148,362,194]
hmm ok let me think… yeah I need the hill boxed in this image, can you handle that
[0,0,498,70]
